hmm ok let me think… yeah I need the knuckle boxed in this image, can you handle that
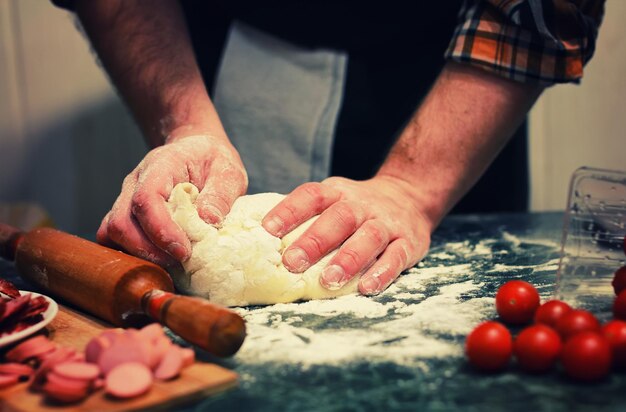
[280,200,301,223]
[106,217,127,241]
[363,221,388,245]
[96,227,108,244]
[331,202,358,230]
[122,173,136,187]
[233,169,248,192]
[130,191,151,217]
[404,245,421,267]
[321,176,353,195]
[148,145,166,157]
[297,182,326,210]
[220,161,247,183]
[96,213,111,238]
[395,255,406,271]
[338,247,362,270]
[394,241,411,269]
[301,234,326,257]
[199,192,230,217]
[321,176,347,187]
[299,182,323,197]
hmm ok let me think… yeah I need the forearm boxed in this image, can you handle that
[377,62,543,230]
[75,0,227,146]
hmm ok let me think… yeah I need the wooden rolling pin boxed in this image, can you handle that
[0,223,245,357]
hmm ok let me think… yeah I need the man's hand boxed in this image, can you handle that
[97,135,247,267]
[262,176,432,295]
[263,62,542,296]
[76,1,247,266]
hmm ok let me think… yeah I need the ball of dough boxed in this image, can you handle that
[166,183,358,307]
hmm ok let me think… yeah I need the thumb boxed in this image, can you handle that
[196,166,247,224]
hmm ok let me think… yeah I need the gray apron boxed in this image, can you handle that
[213,21,347,194]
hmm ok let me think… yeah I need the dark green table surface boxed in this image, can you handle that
[2,212,625,411]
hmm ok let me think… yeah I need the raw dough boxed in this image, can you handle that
[166,183,358,306]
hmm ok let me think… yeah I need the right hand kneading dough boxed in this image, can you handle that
[166,183,358,307]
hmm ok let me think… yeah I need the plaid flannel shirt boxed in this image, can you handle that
[446,0,606,85]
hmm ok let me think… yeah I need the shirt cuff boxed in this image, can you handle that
[444,1,603,86]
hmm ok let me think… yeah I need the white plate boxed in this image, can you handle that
[0,291,58,348]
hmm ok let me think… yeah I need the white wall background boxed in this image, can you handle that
[529,0,626,210]
[0,0,624,234]
[0,0,146,234]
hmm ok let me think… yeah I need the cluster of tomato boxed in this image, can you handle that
[466,237,626,381]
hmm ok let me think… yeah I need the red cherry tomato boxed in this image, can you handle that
[495,280,540,325]
[561,332,612,381]
[466,321,513,372]
[612,266,626,296]
[555,309,601,340]
[513,324,562,373]
[613,290,626,320]
[534,300,572,328]
[602,320,626,369]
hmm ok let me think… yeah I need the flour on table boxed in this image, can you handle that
[166,183,358,307]
[230,233,559,368]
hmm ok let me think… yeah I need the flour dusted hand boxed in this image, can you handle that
[166,183,358,307]
[262,176,432,295]
[97,135,247,267]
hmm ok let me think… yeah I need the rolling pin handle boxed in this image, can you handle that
[0,223,24,261]
[142,289,246,357]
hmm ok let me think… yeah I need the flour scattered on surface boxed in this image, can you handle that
[427,252,457,260]
[250,294,396,318]
[486,258,560,274]
[502,231,522,248]
[233,234,560,369]
[235,264,486,368]
[502,231,560,249]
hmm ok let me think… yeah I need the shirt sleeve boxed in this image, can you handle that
[444,0,606,85]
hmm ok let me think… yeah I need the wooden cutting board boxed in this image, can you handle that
[0,305,238,411]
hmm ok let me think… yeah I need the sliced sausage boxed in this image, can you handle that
[149,336,172,370]
[31,347,77,389]
[154,346,183,380]
[105,362,153,399]
[42,379,90,404]
[45,371,91,391]
[138,323,165,342]
[92,378,104,390]
[0,374,20,389]
[52,361,101,381]
[99,328,124,346]
[5,335,56,362]
[0,362,34,377]
[98,335,151,375]
[84,336,110,364]
[179,347,195,368]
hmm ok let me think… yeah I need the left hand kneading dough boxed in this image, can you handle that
[166,183,358,306]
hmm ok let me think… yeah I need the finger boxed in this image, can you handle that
[319,219,390,290]
[195,162,247,225]
[108,214,177,267]
[358,238,412,296]
[262,182,342,237]
[282,200,366,273]
[130,173,192,261]
[99,189,176,267]
[96,212,117,248]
